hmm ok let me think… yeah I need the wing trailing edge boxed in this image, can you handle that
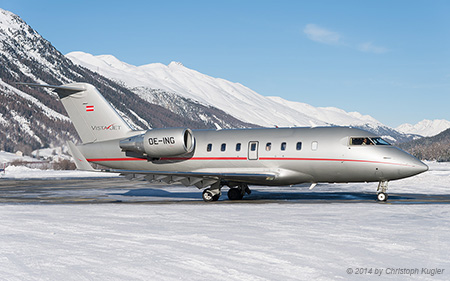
[106,169,277,189]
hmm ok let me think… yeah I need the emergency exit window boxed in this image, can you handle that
[311,141,318,151]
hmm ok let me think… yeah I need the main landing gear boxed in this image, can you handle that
[227,184,251,201]
[202,183,251,202]
[377,180,389,202]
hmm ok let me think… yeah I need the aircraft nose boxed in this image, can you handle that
[382,148,429,180]
[404,158,428,176]
[412,161,428,174]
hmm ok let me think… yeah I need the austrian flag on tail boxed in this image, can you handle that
[85,105,94,112]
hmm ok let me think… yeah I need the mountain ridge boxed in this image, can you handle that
[396,119,450,137]
[67,51,383,128]
[66,51,417,142]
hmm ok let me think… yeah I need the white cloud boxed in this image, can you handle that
[304,24,388,55]
[303,24,341,45]
[358,42,388,54]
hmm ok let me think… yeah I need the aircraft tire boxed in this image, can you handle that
[377,192,388,202]
[228,188,243,200]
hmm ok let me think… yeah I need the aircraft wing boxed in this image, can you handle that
[104,168,277,189]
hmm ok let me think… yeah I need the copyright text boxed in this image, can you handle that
[346,267,445,277]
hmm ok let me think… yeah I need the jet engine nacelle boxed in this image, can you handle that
[119,128,195,157]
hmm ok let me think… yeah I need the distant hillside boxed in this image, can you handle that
[396,119,450,137]
[398,128,450,162]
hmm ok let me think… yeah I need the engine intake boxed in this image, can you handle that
[119,128,195,157]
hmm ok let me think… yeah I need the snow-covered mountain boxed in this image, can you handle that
[0,8,254,153]
[67,51,385,128]
[396,119,450,137]
[0,8,77,152]
[67,51,417,142]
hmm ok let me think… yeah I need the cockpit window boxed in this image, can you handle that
[371,137,391,145]
[351,138,373,145]
[350,137,391,146]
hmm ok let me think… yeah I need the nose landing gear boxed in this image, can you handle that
[202,188,221,202]
[202,182,222,202]
[377,181,389,202]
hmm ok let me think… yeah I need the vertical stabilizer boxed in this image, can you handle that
[19,82,133,143]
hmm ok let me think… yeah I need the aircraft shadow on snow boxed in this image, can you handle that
[115,188,450,204]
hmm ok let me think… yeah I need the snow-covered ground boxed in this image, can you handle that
[0,165,119,179]
[0,162,449,280]
[0,151,36,164]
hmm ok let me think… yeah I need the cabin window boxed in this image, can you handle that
[221,143,226,152]
[236,143,241,151]
[296,142,302,151]
[311,141,318,151]
[281,142,287,151]
[265,142,272,151]
[250,143,257,151]
[207,143,212,152]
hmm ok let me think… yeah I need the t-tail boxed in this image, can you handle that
[18,82,133,144]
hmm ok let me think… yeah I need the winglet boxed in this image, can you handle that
[67,141,95,171]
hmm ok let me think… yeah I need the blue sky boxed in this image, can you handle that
[3,0,450,127]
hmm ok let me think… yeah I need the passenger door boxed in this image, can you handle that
[248,141,259,160]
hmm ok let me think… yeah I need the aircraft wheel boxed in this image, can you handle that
[377,192,388,202]
[228,188,243,200]
[202,188,220,202]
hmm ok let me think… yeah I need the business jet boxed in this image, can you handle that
[19,82,428,202]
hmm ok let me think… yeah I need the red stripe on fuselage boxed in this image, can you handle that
[259,157,413,167]
[85,157,412,167]
[86,157,248,162]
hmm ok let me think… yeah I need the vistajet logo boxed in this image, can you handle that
[91,124,121,131]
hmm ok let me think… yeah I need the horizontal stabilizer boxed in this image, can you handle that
[16,83,86,98]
